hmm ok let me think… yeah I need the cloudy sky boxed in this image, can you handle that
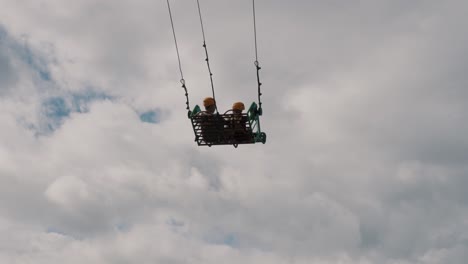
[1,0,468,263]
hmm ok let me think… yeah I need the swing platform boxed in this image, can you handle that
[189,102,266,147]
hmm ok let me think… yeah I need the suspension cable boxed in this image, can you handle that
[196,0,218,112]
[252,0,263,115]
[253,0,259,62]
[167,0,191,115]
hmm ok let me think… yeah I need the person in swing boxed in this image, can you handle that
[202,97,216,115]
[198,97,225,144]
[227,101,251,143]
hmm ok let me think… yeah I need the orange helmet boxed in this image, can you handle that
[232,102,245,111]
[203,97,215,107]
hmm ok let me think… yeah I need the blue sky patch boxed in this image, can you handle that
[43,97,70,119]
[0,25,53,83]
[140,110,159,124]
[223,233,239,247]
[38,91,113,134]
[204,232,240,248]
[71,90,112,113]
[39,69,51,81]
[14,41,52,82]
[42,97,71,132]
[116,222,131,232]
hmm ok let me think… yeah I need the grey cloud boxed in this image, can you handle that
[0,51,16,94]
[1,0,468,263]
[0,26,18,94]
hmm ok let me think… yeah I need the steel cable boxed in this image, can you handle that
[166,0,191,113]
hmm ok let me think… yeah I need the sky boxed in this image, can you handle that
[1,0,468,263]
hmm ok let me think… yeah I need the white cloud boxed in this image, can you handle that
[1,0,468,263]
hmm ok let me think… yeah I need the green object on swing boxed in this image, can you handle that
[189,102,266,147]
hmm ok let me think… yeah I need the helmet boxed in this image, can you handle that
[203,97,215,107]
[232,102,245,111]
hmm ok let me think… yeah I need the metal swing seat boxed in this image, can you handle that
[189,102,266,147]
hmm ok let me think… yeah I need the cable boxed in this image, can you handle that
[252,0,263,114]
[252,0,259,62]
[196,0,218,112]
[167,0,191,113]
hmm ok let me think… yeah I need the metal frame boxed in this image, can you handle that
[189,102,266,147]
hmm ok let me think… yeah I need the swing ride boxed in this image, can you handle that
[167,0,266,148]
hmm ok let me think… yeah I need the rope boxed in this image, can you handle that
[166,0,191,114]
[252,0,263,114]
[196,0,207,43]
[196,0,218,112]
[253,0,259,62]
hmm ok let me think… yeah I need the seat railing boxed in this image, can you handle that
[189,102,265,146]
